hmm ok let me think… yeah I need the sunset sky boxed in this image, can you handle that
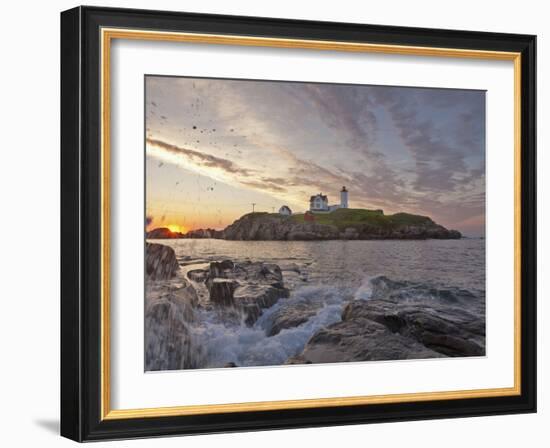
[145,76,486,236]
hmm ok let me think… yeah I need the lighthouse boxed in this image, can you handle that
[307,186,350,213]
[340,186,349,209]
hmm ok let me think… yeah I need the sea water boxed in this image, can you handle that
[146,238,485,369]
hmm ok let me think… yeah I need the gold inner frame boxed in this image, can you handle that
[100,27,522,421]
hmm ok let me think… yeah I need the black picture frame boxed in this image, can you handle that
[61,5,536,442]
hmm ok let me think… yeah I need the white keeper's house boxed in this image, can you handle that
[309,186,349,213]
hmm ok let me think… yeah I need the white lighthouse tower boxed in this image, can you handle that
[340,186,349,209]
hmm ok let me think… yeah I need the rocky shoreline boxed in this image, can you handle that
[145,243,484,370]
[288,278,485,364]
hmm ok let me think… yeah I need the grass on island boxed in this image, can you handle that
[245,208,434,230]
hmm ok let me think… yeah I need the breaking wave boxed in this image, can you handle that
[146,274,484,370]
[145,238,485,370]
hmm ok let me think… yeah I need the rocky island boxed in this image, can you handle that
[221,209,461,240]
[151,208,461,241]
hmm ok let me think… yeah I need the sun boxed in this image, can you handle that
[167,224,186,234]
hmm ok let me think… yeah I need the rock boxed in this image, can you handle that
[279,262,301,273]
[191,211,461,241]
[233,283,290,326]
[265,302,319,336]
[342,299,485,357]
[368,276,479,304]
[224,362,238,368]
[340,227,359,239]
[208,278,238,306]
[146,227,184,239]
[291,276,485,364]
[279,270,306,288]
[145,242,180,280]
[145,297,198,370]
[222,213,340,241]
[204,260,289,325]
[209,260,234,278]
[290,318,442,364]
[187,268,208,282]
[183,228,225,239]
[285,356,312,364]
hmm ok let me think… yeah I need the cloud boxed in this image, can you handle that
[291,84,412,203]
[145,77,486,234]
[240,179,288,193]
[294,84,378,152]
[146,138,253,177]
[371,87,485,196]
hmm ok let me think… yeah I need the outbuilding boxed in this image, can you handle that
[279,205,292,216]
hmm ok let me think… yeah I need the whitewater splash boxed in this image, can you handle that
[191,284,351,368]
[145,239,486,371]
[145,268,356,370]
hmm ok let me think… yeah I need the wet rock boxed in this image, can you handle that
[342,299,485,357]
[234,283,290,326]
[369,276,479,304]
[279,262,301,273]
[208,278,238,306]
[209,260,235,278]
[280,270,308,289]
[285,356,312,364]
[179,258,209,267]
[146,242,180,280]
[187,268,208,282]
[145,297,198,371]
[291,276,485,364]
[290,318,441,364]
[205,260,289,325]
[266,302,320,336]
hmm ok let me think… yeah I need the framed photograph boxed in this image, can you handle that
[61,6,536,441]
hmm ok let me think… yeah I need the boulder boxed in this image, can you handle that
[265,302,319,336]
[145,297,198,371]
[204,260,289,325]
[145,242,180,280]
[233,283,290,326]
[187,268,208,282]
[208,278,238,306]
[368,276,479,304]
[290,276,485,364]
[342,299,485,357]
[209,259,235,278]
[287,317,441,364]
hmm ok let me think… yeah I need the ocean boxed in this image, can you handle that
[145,238,485,370]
